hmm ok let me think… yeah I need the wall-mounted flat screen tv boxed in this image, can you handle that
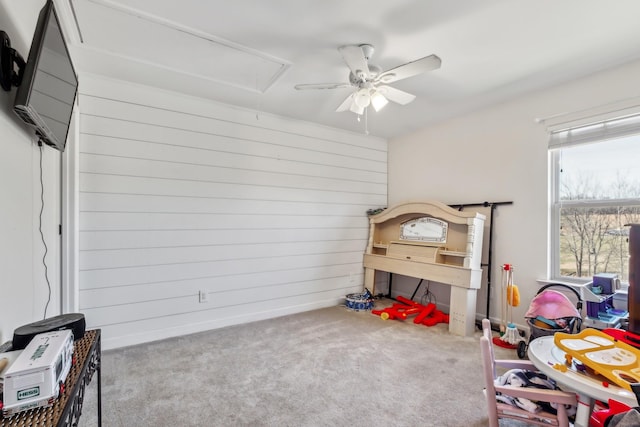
[13,0,78,152]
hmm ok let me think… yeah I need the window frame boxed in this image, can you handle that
[548,113,640,283]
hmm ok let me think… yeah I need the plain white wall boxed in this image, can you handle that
[0,0,62,344]
[388,58,640,330]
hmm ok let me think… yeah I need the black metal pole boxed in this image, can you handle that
[410,279,424,300]
[448,201,513,322]
[449,201,514,210]
[386,272,394,299]
[485,203,498,319]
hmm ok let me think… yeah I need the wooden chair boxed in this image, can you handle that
[480,318,577,427]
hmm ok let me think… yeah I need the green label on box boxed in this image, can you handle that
[17,386,40,400]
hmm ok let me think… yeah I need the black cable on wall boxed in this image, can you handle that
[38,139,51,319]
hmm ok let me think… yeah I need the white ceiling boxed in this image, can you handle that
[54,0,640,139]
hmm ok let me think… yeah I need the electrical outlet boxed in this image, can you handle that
[199,290,209,303]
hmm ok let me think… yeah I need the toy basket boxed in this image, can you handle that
[345,289,374,311]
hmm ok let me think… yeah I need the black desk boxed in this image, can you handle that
[1,329,101,427]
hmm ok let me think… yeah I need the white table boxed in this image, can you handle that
[528,335,638,427]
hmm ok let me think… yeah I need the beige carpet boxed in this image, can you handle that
[78,301,537,426]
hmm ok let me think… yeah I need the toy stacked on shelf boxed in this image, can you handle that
[2,330,74,416]
[581,274,627,330]
[371,296,449,326]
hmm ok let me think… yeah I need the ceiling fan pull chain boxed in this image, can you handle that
[365,108,369,135]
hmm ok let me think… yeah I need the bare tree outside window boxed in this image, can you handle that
[554,134,640,282]
[559,204,640,280]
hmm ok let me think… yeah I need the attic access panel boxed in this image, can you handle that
[70,0,290,93]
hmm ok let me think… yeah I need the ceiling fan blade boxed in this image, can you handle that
[376,86,416,105]
[377,54,441,84]
[336,93,355,112]
[338,45,370,81]
[295,83,352,90]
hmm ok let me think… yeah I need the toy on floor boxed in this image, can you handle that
[493,264,523,349]
[590,398,640,427]
[371,296,449,326]
[516,283,583,359]
[345,288,374,311]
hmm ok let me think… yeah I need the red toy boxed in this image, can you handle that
[590,383,640,426]
[372,296,448,327]
[603,328,640,349]
[413,303,436,324]
[422,310,450,326]
[590,399,633,427]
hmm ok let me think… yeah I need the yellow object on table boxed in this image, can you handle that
[554,328,640,391]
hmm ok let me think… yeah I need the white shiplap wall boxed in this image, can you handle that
[76,75,387,349]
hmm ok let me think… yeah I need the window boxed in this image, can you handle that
[549,114,640,283]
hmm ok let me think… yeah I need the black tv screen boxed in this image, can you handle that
[14,0,78,152]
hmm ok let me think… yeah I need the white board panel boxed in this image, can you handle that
[80,263,362,307]
[79,172,385,205]
[79,74,386,152]
[79,239,366,270]
[80,96,387,162]
[78,131,386,174]
[80,244,364,288]
[80,116,387,183]
[79,227,369,250]
[80,269,363,309]
[77,77,386,348]
[79,152,386,195]
[80,193,371,217]
[83,283,356,327]
[79,211,368,231]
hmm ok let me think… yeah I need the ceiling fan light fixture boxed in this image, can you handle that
[295,44,440,118]
[370,91,389,112]
[349,101,365,115]
[354,88,371,108]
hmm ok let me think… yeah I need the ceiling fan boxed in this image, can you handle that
[294,44,441,115]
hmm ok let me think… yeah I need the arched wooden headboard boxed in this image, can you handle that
[363,200,485,336]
